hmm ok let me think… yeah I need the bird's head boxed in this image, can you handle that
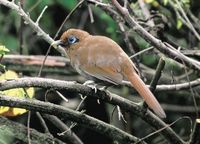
[52,29,90,52]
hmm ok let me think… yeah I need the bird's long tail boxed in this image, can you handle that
[125,70,166,118]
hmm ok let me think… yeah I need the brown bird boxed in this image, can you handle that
[53,29,166,118]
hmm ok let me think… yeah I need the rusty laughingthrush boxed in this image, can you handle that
[52,29,166,118]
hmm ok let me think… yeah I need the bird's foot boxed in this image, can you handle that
[83,80,95,85]
[99,86,112,101]
[83,80,97,93]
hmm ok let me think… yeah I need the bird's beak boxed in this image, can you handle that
[51,40,63,48]
[51,40,68,57]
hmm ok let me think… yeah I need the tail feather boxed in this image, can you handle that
[127,72,166,118]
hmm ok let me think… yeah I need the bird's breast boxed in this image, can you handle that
[72,61,82,74]
[69,51,92,79]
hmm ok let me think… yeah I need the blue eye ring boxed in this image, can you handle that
[68,35,78,44]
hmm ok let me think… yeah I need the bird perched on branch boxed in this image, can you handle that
[52,29,166,118]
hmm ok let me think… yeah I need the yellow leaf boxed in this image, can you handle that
[0,70,18,80]
[26,87,34,98]
[0,106,9,114]
[0,107,27,117]
[13,108,27,116]
[145,0,155,3]
[0,70,35,116]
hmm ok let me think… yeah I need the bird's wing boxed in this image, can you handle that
[82,65,123,85]
[78,35,127,84]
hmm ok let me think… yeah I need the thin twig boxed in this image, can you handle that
[0,0,68,58]
[61,95,87,136]
[181,60,199,117]
[88,4,94,23]
[35,6,48,25]
[36,112,50,133]
[138,0,154,27]
[27,111,31,144]
[187,9,200,31]
[136,116,192,144]
[42,114,84,144]
[130,46,154,59]
[56,90,69,103]
[174,0,200,41]
[161,104,200,113]
[28,0,42,13]
[19,0,24,54]
[107,0,200,71]
[37,0,85,76]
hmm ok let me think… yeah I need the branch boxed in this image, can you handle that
[1,55,72,75]
[138,0,155,27]
[0,94,144,144]
[3,55,200,91]
[2,55,69,67]
[174,0,200,41]
[122,77,200,92]
[161,104,200,113]
[0,116,63,144]
[88,0,200,71]
[149,57,165,92]
[42,114,84,144]
[0,0,67,57]
[0,77,185,144]
[181,50,200,57]
[111,0,200,70]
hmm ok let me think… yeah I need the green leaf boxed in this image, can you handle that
[176,19,183,29]
[182,0,190,4]
[163,0,169,5]
[142,55,158,67]
[0,45,9,55]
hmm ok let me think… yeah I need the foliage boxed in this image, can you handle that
[0,45,9,55]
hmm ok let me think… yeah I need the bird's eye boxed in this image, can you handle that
[68,35,78,44]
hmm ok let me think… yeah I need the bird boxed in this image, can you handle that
[53,28,166,118]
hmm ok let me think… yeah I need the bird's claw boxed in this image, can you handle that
[89,84,97,93]
[99,86,107,91]
[83,80,95,85]
[83,80,97,93]
[97,99,100,104]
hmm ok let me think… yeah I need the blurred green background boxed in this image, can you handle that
[0,0,200,144]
